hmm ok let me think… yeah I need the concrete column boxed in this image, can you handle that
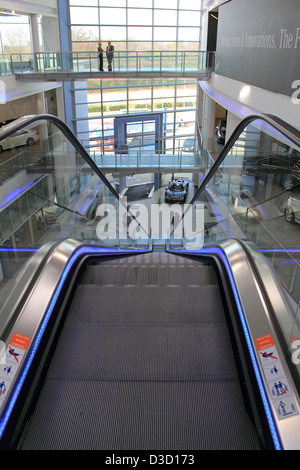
[201,93,216,153]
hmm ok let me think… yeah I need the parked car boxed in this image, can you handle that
[215,119,226,144]
[284,185,300,224]
[90,129,114,152]
[182,138,195,152]
[282,173,300,189]
[165,178,189,203]
[242,155,300,178]
[0,128,39,152]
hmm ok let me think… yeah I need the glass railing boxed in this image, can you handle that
[0,114,150,309]
[180,114,300,375]
[2,112,300,376]
[0,51,215,76]
[81,133,208,170]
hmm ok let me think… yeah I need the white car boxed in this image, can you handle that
[0,129,39,152]
[285,194,300,224]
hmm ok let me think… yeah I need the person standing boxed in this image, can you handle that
[106,41,114,71]
[98,42,104,71]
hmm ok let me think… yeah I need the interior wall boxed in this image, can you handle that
[0,94,38,121]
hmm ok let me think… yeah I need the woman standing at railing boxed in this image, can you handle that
[97,42,104,72]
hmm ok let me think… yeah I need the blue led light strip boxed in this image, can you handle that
[0,180,36,210]
[172,246,282,450]
[0,245,137,439]
[0,248,38,253]
[260,249,300,254]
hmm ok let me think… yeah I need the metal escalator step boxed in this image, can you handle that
[66,284,225,324]
[19,253,260,450]
[81,264,218,286]
[21,380,259,450]
[42,323,237,381]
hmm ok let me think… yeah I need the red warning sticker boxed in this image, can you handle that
[10,333,31,351]
[255,333,275,351]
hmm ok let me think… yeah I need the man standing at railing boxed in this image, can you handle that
[98,42,104,71]
[106,41,114,71]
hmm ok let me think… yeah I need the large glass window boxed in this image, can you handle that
[128,9,153,26]
[69,2,202,156]
[99,8,126,25]
[69,1,203,51]
[70,7,99,24]
[0,14,32,54]
[154,10,178,26]
[74,78,198,156]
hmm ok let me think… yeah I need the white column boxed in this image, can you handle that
[30,14,41,54]
[201,92,216,153]
[41,16,60,51]
[225,111,242,145]
[36,92,48,142]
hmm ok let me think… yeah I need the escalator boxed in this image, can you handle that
[18,251,262,450]
[1,114,300,450]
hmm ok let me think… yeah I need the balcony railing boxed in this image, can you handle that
[0,50,215,76]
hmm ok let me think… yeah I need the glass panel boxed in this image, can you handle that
[154,9,177,26]
[178,27,200,42]
[100,26,126,41]
[0,117,149,307]
[128,9,153,25]
[128,0,152,6]
[99,7,126,25]
[184,117,300,382]
[103,88,127,102]
[70,0,99,5]
[178,10,201,27]
[71,26,99,44]
[128,87,152,100]
[128,27,153,41]
[179,0,202,9]
[70,7,99,24]
[154,0,177,8]
[154,27,177,42]
[98,0,126,6]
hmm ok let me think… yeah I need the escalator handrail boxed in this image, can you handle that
[190,113,300,207]
[0,114,121,204]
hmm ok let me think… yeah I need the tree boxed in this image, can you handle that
[71,26,98,52]
[3,26,31,54]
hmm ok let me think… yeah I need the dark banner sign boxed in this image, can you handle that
[215,0,300,97]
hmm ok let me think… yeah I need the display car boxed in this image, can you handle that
[89,129,114,152]
[242,155,300,177]
[0,128,39,152]
[215,119,226,144]
[165,178,189,203]
[182,138,195,152]
[284,185,300,224]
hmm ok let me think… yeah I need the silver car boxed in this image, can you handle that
[285,191,300,224]
[0,128,39,152]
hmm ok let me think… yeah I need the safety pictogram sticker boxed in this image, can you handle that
[255,334,298,420]
[0,333,31,405]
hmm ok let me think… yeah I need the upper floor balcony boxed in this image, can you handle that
[0,50,214,81]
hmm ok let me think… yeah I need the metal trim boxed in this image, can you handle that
[0,239,144,442]
[170,240,300,450]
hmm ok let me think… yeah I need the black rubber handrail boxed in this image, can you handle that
[190,113,300,207]
[0,113,121,203]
